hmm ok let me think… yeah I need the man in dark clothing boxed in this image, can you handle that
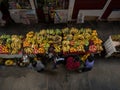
[0,0,15,25]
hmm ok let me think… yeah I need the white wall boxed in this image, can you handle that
[108,11,120,18]
[76,0,119,22]
[77,10,102,23]
[68,0,75,21]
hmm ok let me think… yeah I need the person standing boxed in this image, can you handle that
[0,0,15,26]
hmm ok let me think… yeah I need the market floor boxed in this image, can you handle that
[0,57,120,90]
[0,21,120,90]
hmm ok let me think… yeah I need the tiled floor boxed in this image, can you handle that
[0,21,120,90]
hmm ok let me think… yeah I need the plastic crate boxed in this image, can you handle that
[104,36,120,57]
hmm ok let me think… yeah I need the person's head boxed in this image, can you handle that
[36,54,42,61]
[36,54,42,58]
[32,60,37,67]
[88,55,94,62]
[74,55,80,61]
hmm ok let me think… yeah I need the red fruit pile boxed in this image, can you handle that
[66,57,80,70]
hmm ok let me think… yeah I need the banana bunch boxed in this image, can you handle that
[62,40,70,45]
[26,37,36,44]
[39,29,46,35]
[0,35,10,39]
[62,45,70,52]
[26,31,34,38]
[62,28,69,34]
[65,34,73,41]
[11,35,18,41]
[53,35,62,44]
[77,34,84,40]
[70,28,78,34]
[54,45,61,53]
[79,40,84,45]
[96,44,103,52]
[84,39,89,46]
[0,39,3,45]
[93,38,103,45]
[11,42,21,49]
[23,41,30,47]
[38,47,45,54]
[24,48,34,54]
[79,28,84,34]
[92,30,98,36]
[5,42,11,48]
[44,43,50,51]
[70,47,77,53]
[0,45,9,53]
[49,29,55,35]
[62,40,70,52]
[74,41,80,47]
[10,35,22,54]
[85,28,92,33]
[55,29,62,35]
[77,45,85,52]
[36,36,44,44]
[81,53,90,61]
[11,48,19,54]
[5,60,14,66]
[84,33,91,40]
[91,36,98,41]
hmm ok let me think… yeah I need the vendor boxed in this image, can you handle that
[34,54,45,72]
[0,0,15,26]
[82,55,95,72]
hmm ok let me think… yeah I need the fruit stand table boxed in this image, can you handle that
[0,28,103,67]
[0,54,23,58]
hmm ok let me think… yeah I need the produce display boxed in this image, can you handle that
[111,34,120,41]
[62,28,103,54]
[0,28,103,55]
[23,29,62,54]
[111,34,120,51]
[0,35,23,54]
[0,28,103,68]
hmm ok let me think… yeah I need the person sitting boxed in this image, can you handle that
[82,55,95,72]
[31,54,45,72]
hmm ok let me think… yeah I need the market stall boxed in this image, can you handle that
[35,0,69,23]
[0,28,103,71]
[9,0,38,24]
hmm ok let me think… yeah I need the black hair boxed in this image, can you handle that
[88,55,94,62]
[32,61,37,67]
[36,54,42,58]
[74,55,80,62]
